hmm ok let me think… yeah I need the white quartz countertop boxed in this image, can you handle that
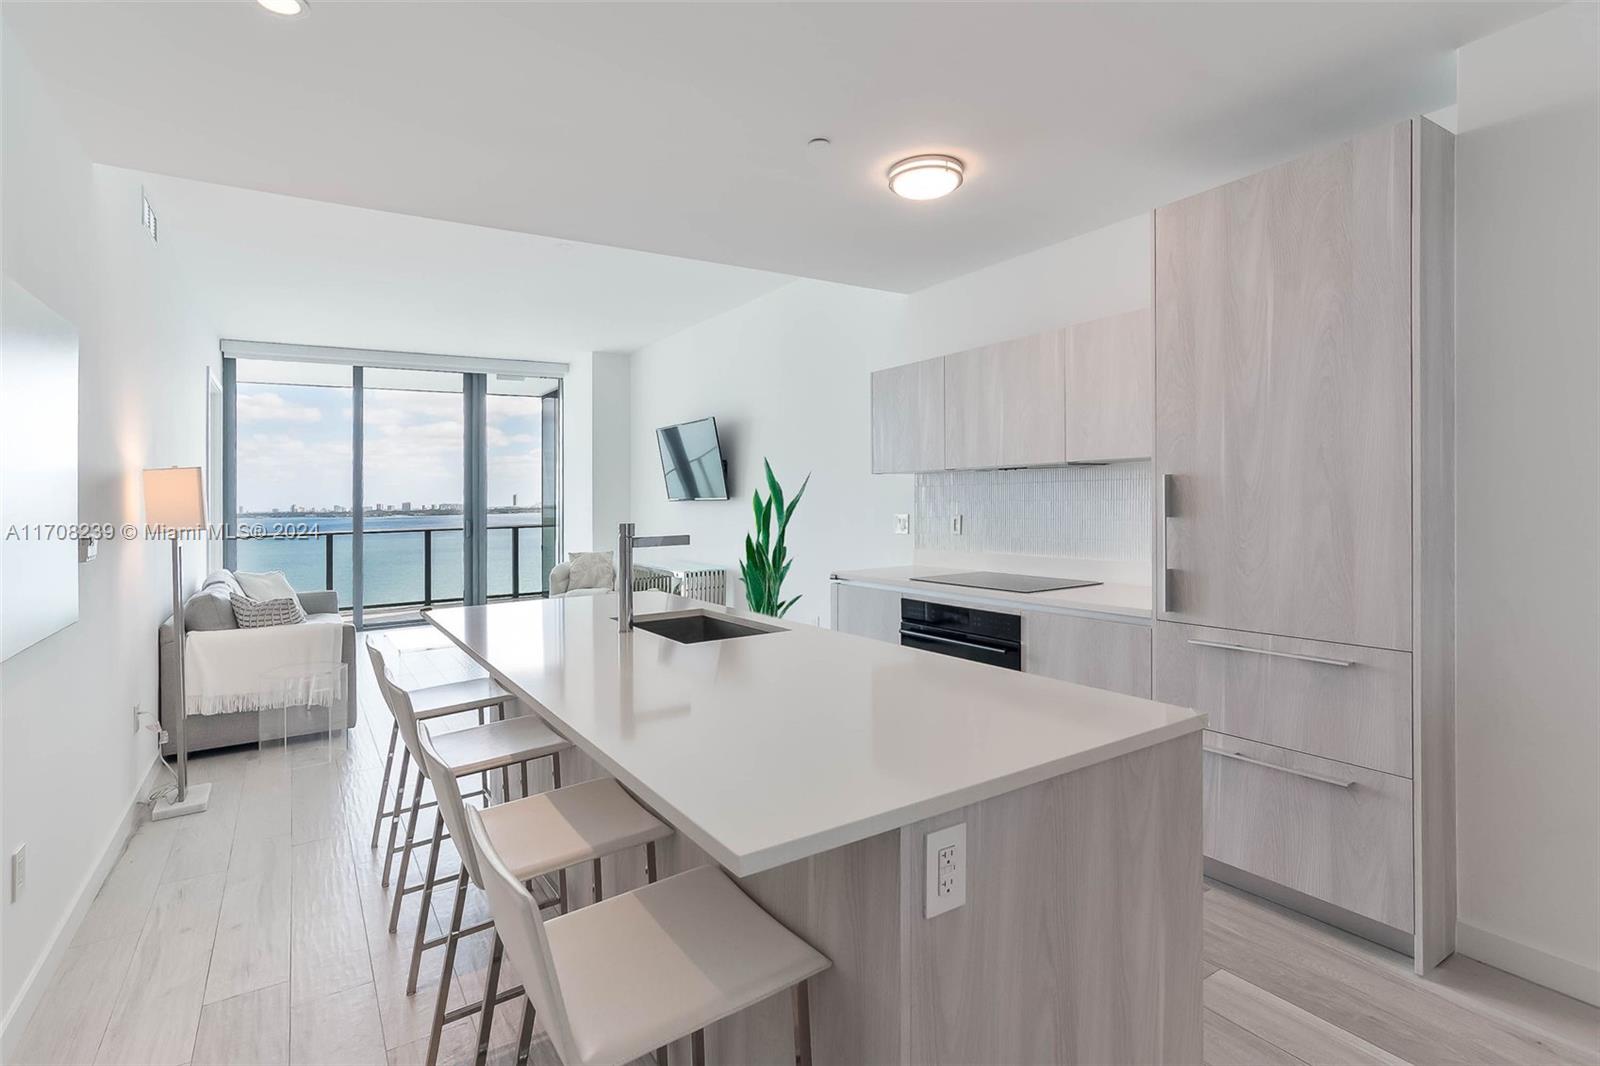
[425,592,1198,876]
[831,565,1153,621]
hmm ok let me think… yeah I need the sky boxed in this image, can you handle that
[236,382,542,513]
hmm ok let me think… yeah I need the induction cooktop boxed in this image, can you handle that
[910,571,1103,594]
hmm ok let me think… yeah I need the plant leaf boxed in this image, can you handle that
[765,459,785,525]
[783,473,811,526]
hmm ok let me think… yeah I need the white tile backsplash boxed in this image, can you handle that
[914,462,1152,564]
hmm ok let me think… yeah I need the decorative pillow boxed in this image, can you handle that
[565,551,615,591]
[229,592,307,628]
[184,585,239,631]
[235,569,299,602]
[202,569,245,597]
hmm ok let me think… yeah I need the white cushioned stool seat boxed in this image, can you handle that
[475,778,671,881]
[409,676,513,720]
[543,864,830,1066]
[428,713,568,776]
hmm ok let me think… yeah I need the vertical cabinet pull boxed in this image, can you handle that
[1161,473,1176,613]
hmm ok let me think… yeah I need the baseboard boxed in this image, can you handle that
[0,756,161,1059]
[1457,920,1600,1007]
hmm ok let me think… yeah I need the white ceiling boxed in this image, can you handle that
[133,170,792,359]
[8,2,1539,292]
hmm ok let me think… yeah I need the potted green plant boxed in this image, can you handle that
[740,459,810,617]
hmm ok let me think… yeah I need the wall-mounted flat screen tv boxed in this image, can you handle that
[657,417,729,501]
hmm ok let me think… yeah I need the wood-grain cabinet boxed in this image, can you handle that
[1153,118,1456,970]
[870,359,945,473]
[830,582,1150,699]
[868,308,1153,473]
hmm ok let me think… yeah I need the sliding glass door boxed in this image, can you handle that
[225,355,561,628]
[359,367,464,624]
[487,373,560,600]
[231,360,355,600]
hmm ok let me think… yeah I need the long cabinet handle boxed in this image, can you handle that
[1161,473,1176,613]
[1203,744,1357,789]
[1186,638,1353,668]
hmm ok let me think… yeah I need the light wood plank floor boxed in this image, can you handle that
[12,626,1599,1065]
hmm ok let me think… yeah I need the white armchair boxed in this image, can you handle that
[549,551,675,598]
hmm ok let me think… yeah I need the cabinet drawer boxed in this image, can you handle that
[1023,612,1151,697]
[1155,622,1411,776]
[1203,732,1412,933]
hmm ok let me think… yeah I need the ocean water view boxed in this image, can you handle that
[235,512,554,608]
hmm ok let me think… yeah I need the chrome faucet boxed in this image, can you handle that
[617,522,690,632]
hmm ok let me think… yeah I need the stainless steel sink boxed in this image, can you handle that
[629,610,780,644]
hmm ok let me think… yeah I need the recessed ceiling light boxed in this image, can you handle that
[256,0,309,18]
[887,154,964,201]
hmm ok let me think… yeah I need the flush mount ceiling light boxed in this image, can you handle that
[256,0,309,17]
[887,154,965,201]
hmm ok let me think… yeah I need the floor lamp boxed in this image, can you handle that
[143,466,212,820]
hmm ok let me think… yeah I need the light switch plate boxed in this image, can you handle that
[924,822,966,918]
[949,514,963,535]
[894,513,910,535]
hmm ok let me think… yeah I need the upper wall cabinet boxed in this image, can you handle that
[870,359,945,473]
[868,308,1154,473]
[1064,308,1154,462]
[944,330,1068,469]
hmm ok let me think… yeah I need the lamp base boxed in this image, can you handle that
[151,782,212,821]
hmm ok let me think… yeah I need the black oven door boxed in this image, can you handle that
[899,623,1022,670]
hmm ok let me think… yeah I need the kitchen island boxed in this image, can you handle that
[426,591,1203,1065]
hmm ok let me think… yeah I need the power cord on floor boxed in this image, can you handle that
[146,747,181,807]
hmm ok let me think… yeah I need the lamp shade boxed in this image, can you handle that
[142,466,206,531]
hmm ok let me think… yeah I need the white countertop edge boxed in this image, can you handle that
[725,716,1202,876]
[427,611,1198,878]
[830,574,1153,625]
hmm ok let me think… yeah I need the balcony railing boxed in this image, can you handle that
[234,521,556,611]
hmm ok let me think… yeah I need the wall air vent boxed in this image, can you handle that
[141,189,158,244]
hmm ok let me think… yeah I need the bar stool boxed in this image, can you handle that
[367,641,516,885]
[367,640,569,938]
[410,720,674,1066]
[467,805,830,1066]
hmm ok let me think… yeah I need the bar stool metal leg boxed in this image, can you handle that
[382,748,412,886]
[793,980,813,1066]
[426,868,471,1066]
[515,1000,536,1066]
[407,812,446,995]
[370,720,400,848]
[475,934,505,1066]
[390,769,428,931]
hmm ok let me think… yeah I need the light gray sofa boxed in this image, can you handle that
[158,570,358,755]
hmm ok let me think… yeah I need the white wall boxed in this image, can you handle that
[1454,3,1600,1004]
[559,351,632,557]
[627,215,1152,625]
[0,39,219,1046]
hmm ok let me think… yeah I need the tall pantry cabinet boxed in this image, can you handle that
[1154,119,1456,971]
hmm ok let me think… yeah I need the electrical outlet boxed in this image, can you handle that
[949,514,963,535]
[924,823,966,918]
[11,844,26,902]
[894,513,911,535]
[158,729,170,745]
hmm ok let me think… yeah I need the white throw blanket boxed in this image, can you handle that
[183,617,344,716]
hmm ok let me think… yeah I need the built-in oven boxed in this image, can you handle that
[899,597,1023,671]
